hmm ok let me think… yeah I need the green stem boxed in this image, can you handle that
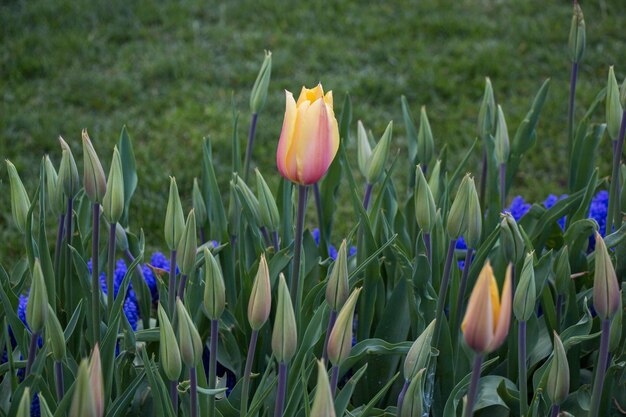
[518,320,528,417]
[168,250,177,317]
[55,360,64,401]
[241,329,259,417]
[330,365,339,397]
[190,367,198,417]
[208,319,219,417]
[433,238,457,347]
[107,222,116,319]
[243,112,259,182]
[25,330,39,375]
[65,198,73,309]
[92,203,101,344]
[567,61,579,158]
[322,309,338,364]
[289,185,307,314]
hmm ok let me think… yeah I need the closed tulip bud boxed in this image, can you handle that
[310,360,336,417]
[157,303,182,381]
[494,105,510,165]
[58,137,80,198]
[327,288,361,366]
[81,129,107,203]
[250,50,272,114]
[192,178,207,227]
[401,368,426,417]
[164,177,185,250]
[177,210,197,276]
[176,298,203,367]
[499,213,525,264]
[326,240,349,311]
[593,233,620,319]
[606,66,623,141]
[462,262,512,353]
[568,1,585,64]
[70,360,97,417]
[514,252,536,321]
[554,246,571,296]
[417,106,434,165]
[365,121,393,184]
[272,274,297,363]
[102,147,124,223]
[478,77,496,139]
[5,160,31,234]
[17,387,31,417]
[89,345,104,417]
[414,166,436,233]
[256,169,280,232]
[203,248,226,320]
[46,304,65,361]
[465,177,482,248]
[115,223,129,252]
[232,174,262,225]
[434,210,446,260]
[427,159,442,201]
[248,254,271,330]
[276,84,340,185]
[357,121,372,179]
[44,155,65,217]
[547,332,569,406]
[403,319,435,380]
[609,293,623,353]
[447,174,472,239]
[27,259,49,333]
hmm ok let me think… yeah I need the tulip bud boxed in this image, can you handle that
[89,345,104,417]
[327,288,361,366]
[478,77,496,139]
[69,360,97,417]
[554,246,571,296]
[102,147,124,223]
[192,178,207,228]
[499,213,524,264]
[447,174,472,239]
[115,223,129,252]
[546,332,569,406]
[427,160,442,201]
[401,368,425,417]
[276,84,340,185]
[606,66,623,141]
[248,254,271,330]
[58,137,80,198]
[465,177,482,249]
[249,50,272,114]
[46,304,65,361]
[176,298,203,367]
[256,169,280,232]
[232,174,262,225]
[414,166,436,233]
[593,232,620,320]
[434,209,446,260]
[514,252,536,321]
[177,210,197,277]
[203,248,226,320]
[568,1,585,64]
[326,240,349,311]
[81,129,107,203]
[27,259,49,333]
[417,106,434,166]
[157,303,181,381]
[365,121,393,184]
[272,274,297,363]
[5,160,31,234]
[310,360,336,417]
[494,105,510,165]
[44,155,65,217]
[357,121,372,179]
[17,387,31,417]
[164,177,185,250]
[620,77,626,109]
[403,319,435,380]
[609,293,623,353]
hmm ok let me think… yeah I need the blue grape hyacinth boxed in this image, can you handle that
[312,229,357,260]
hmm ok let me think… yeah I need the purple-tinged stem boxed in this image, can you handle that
[25,330,39,375]
[607,110,626,231]
[92,203,101,344]
[273,230,280,251]
[330,365,339,397]
[274,361,288,417]
[556,294,564,332]
[208,319,219,417]
[169,380,178,413]
[54,214,65,281]
[452,248,474,348]
[433,239,457,347]
[243,113,259,182]
[550,404,560,417]
[260,226,272,248]
[421,164,428,175]
[589,319,611,417]
[313,183,324,243]
[479,149,487,209]
[322,309,338,364]
[177,274,187,300]
[567,62,579,158]
[200,228,206,245]
[241,329,259,417]
[499,163,506,210]
[423,233,432,266]
[363,183,374,211]
[518,320,528,417]
[396,379,409,417]
[190,367,198,417]
[290,185,307,312]
[107,223,116,318]
[65,198,73,307]
[55,360,64,401]
[168,250,177,317]
[464,354,484,417]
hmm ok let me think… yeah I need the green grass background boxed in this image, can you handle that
[1,0,625,258]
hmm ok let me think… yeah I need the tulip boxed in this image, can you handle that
[69,360,97,417]
[203,248,226,321]
[82,129,107,204]
[398,320,435,413]
[310,360,337,417]
[593,232,620,320]
[58,137,80,199]
[547,332,569,407]
[46,304,66,400]
[606,66,622,141]
[5,160,31,234]
[157,303,182,382]
[256,169,281,237]
[17,388,31,417]
[192,178,207,236]
[568,1,585,64]
[176,298,202,367]
[401,368,426,417]
[417,106,434,168]
[248,254,272,330]
[164,177,185,251]
[499,213,525,264]
[177,210,197,298]
[427,159,442,202]
[414,165,436,234]
[276,84,340,185]
[272,274,297,417]
[27,259,49,334]
[89,345,104,417]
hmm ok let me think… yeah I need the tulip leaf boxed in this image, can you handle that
[118,125,138,227]
[442,357,500,417]
[141,349,176,417]
[335,363,368,416]
[105,370,146,417]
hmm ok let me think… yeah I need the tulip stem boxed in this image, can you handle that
[290,185,308,313]
[433,239,457,347]
[499,163,506,210]
[330,365,339,397]
[169,380,178,413]
[464,354,484,417]
[555,294,564,332]
[25,330,39,375]
[190,366,198,417]
[200,228,206,245]
[241,329,259,417]
[451,247,474,356]
[54,214,65,284]
[260,226,272,248]
[55,360,64,401]
[518,320,528,417]
[168,250,177,317]
[479,149,487,209]
[589,318,611,417]
[313,183,326,250]
[322,309,338,364]
[550,404,560,417]
[567,61,578,158]
[65,197,73,309]
[208,319,219,417]
[92,203,101,344]
[423,233,432,267]
[273,230,280,251]
[243,112,259,182]
[274,361,288,417]
[177,274,187,300]
[607,110,626,232]
[107,222,117,319]
[363,183,374,210]
[396,379,409,417]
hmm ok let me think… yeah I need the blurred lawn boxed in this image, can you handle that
[1,0,625,257]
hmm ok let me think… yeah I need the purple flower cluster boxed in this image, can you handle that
[312,229,357,259]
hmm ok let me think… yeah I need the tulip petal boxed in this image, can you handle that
[462,262,494,353]
[489,264,513,352]
[277,91,298,180]
[297,84,324,106]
